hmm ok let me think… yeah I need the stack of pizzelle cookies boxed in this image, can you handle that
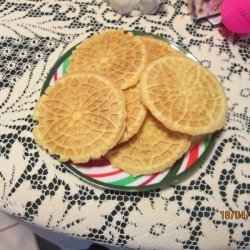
[33,30,228,177]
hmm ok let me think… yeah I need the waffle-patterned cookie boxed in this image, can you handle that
[33,72,126,163]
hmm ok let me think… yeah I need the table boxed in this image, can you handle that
[0,0,249,249]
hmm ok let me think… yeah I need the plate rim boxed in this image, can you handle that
[40,30,217,192]
[64,133,216,192]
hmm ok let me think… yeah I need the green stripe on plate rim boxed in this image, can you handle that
[63,56,70,74]
[39,30,217,192]
[204,137,210,148]
[109,175,141,186]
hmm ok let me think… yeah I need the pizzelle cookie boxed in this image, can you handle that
[68,30,147,90]
[140,56,228,135]
[33,72,126,163]
[119,85,147,143]
[140,35,176,63]
[106,113,191,177]
[116,35,175,144]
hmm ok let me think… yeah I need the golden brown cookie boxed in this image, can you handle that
[68,30,147,90]
[33,72,126,163]
[140,56,228,135]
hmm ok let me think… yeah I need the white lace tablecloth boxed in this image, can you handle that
[0,1,249,249]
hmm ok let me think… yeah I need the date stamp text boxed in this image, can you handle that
[220,211,250,220]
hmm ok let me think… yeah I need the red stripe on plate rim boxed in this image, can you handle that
[139,173,158,186]
[53,70,58,81]
[87,169,123,178]
[186,143,199,169]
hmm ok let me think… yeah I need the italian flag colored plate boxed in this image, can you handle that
[41,32,216,191]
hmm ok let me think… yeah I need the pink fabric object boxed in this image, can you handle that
[221,0,250,34]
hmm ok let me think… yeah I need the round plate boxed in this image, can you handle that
[40,31,216,191]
